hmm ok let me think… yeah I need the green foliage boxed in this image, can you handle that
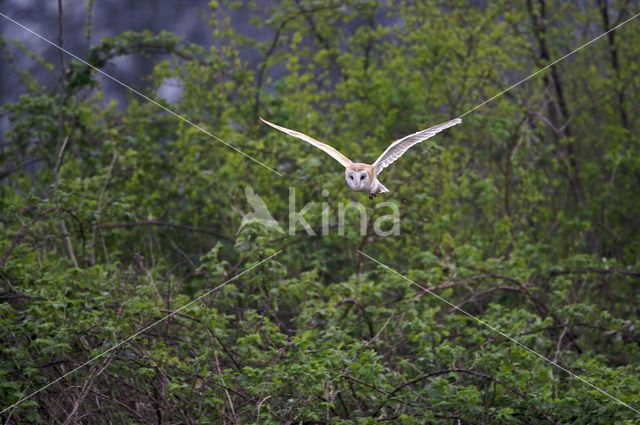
[1,0,640,423]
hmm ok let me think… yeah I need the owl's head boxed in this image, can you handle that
[345,163,372,190]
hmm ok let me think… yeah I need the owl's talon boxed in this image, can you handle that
[369,193,376,202]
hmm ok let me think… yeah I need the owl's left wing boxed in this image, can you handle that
[260,118,353,168]
[372,118,462,175]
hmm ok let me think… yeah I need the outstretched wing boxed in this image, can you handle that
[372,118,462,175]
[260,117,353,168]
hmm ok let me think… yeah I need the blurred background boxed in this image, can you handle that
[1,0,265,130]
[1,1,640,423]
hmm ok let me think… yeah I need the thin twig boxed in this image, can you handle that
[55,135,69,181]
[62,353,113,425]
[91,148,118,265]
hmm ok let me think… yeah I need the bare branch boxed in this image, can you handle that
[1,208,57,266]
[94,220,230,241]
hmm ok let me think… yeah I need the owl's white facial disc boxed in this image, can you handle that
[345,169,357,190]
[358,171,369,190]
[345,168,371,191]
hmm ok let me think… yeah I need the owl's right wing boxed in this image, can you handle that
[260,118,353,168]
[372,118,462,175]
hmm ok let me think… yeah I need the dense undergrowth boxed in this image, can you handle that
[1,1,640,423]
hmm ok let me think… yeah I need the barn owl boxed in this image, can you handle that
[260,117,462,200]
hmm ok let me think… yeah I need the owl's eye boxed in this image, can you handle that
[349,175,354,180]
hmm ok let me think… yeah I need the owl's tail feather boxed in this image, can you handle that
[377,182,389,194]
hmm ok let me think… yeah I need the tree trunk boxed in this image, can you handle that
[598,0,630,130]
[527,0,587,206]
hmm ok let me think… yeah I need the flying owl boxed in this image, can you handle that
[260,117,462,200]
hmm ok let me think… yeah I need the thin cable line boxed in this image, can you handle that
[459,10,640,119]
[0,11,283,177]
[0,250,282,414]
[357,250,640,416]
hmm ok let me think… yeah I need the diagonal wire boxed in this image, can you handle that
[0,250,283,414]
[0,11,283,177]
[357,249,640,416]
[458,10,640,119]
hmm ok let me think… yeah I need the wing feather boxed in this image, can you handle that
[260,117,353,168]
[373,118,462,175]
